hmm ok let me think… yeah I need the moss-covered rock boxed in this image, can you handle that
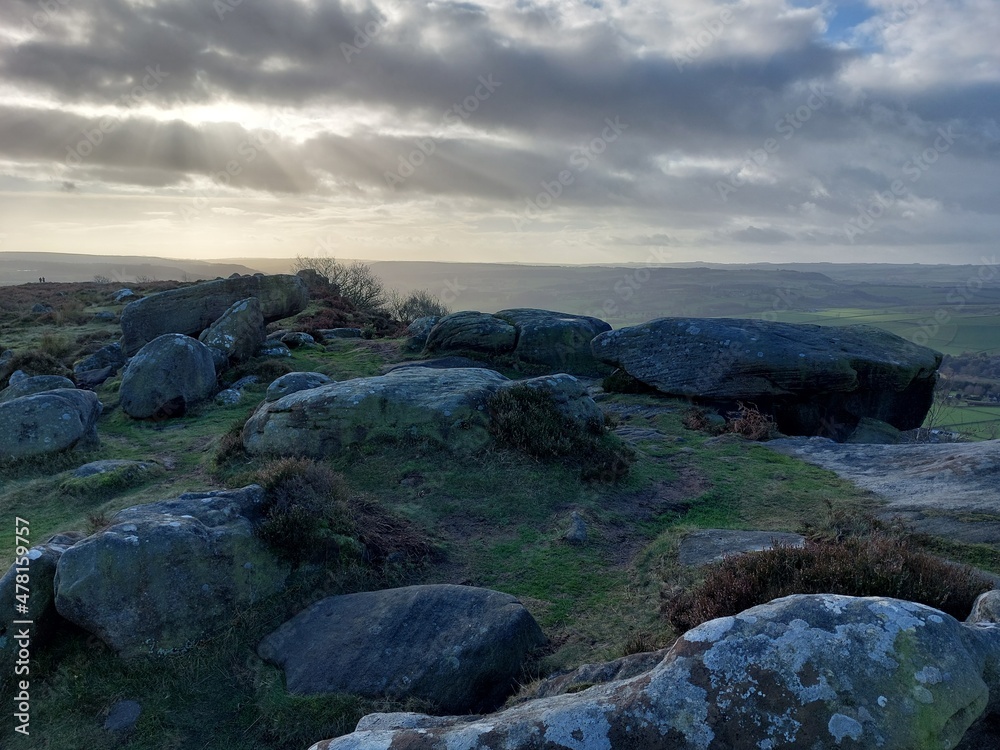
[495,308,612,375]
[0,388,102,459]
[119,334,217,419]
[54,485,289,657]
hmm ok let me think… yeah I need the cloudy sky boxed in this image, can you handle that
[0,0,997,264]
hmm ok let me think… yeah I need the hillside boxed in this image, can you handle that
[2,278,1000,748]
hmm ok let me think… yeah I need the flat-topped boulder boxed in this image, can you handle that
[593,318,941,439]
[258,584,545,713]
[0,388,102,459]
[313,593,1000,750]
[54,486,288,657]
[243,368,602,458]
[120,274,308,355]
[0,374,75,403]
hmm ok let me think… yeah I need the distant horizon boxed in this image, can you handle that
[1,1,998,265]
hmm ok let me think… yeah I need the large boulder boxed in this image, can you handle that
[198,297,265,366]
[496,308,612,375]
[258,584,544,713]
[119,334,217,419]
[0,389,102,459]
[243,368,602,458]
[244,367,508,457]
[54,486,288,657]
[0,375,76,403]
[593,318,941,439]
[120,274,308,355]
[314,594,1000,750]
[424,311,517,354]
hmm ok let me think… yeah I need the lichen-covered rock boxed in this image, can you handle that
[280,331,316,349]
[0,375,76,403]
[265,371,334,402]
[258,584,544,713]
[244,368,602,459]
[593,318,941,439]
[314,594,1000,750]
[244,367,508,457]
[496,308,612,375]
[120,274,308,355]
[0,532,83,692]
[0,389,102,458]
[54,486,288,657]
[118,334,217,419]
[198,297,264,366]
[73,342,126,378]
[968,590,1000,625]
[424,311,517,354]
[404,316,438,351]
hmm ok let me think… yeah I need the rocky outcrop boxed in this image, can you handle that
[382,356,489,374]
[0,389,102,458]
[424,312,517,354]
[258,585,544,713]
[593,318,941,439]
[54,486,288,657]
[118,334,217,419]
[120,274,308,355]
[0,375,75,403]
[313,593,1000,750]
[242,368,602,459]
[198,297,264,366]
[265,371,334,402]
[496,308,612,375]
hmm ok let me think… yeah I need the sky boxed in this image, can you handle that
[0,0,998,265]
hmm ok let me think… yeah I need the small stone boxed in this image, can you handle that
[104,699,142,733]
[564,512,588,545]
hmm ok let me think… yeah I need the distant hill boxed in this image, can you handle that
[0,252,262,286]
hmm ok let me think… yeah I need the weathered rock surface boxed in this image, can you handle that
[404,316,439,351]
[243,369,602,458]
[424,311,517,354]
[515,648,669,703]
[258,584,544,713]
[314,594,1000,750]
[73,342,126,377]
[320,328,362,340]
[678,528,807,567]
[0,389,102,458]
[54,486,288,657]
[198,297,264,366]
[593,318,941,439]
[120,274,308,355]
[245,367,507,457]
[766,438,1000,544]
[382,356,489,374]
[119,334,217,419]
[968,590,1000,625]
[496,308,612,375]
[265,371,334,402]
[0,375,76,403]
[0,533,83,691]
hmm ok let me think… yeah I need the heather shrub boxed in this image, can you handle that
[725,401,777,440]
[664,534,994,632]
[487,385,635,481]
